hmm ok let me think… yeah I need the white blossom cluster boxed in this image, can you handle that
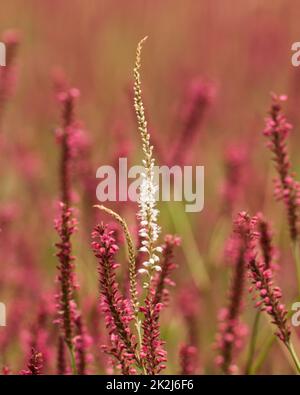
[137,157,162,281]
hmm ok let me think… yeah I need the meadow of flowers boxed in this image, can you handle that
[1,0,300,375]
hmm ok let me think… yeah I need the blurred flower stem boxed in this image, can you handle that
[94,205,144,369]
[167,202,210,291]
[286,341,300,373]
[249,335,275,374]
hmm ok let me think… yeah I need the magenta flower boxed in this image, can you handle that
[57,336,67,375]
[263,94,300,241]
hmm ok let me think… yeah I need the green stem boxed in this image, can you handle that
[292,242,300,295]
[249,299,300,374]
[245,311,260,374]
[286,341,300,374]
[249,334,275,374]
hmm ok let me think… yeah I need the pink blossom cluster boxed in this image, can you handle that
[138,235,181,375]
[169,79,215,165]
[55,87,81,205]
[153,235,181,306]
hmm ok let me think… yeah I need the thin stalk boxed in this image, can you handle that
[245,311,260,374]
[67,344,77,375]
[292,242,300,295]
[250,306,300,374]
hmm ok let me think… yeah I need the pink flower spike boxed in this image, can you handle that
[263,94,300,241]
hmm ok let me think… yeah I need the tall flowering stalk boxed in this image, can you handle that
[93,204,144,363]
[134,37,162,288]
[257,213,277,271]
[54,204,78,368]
[73,313,93,375]
[179,345,198,375]
[215,230,248,374]
[91,224,141,374]
[263,94,300,242]
[54,88,81,373]
[263,94,300,290]
[236,212,300,372]
[133,37,180,375]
